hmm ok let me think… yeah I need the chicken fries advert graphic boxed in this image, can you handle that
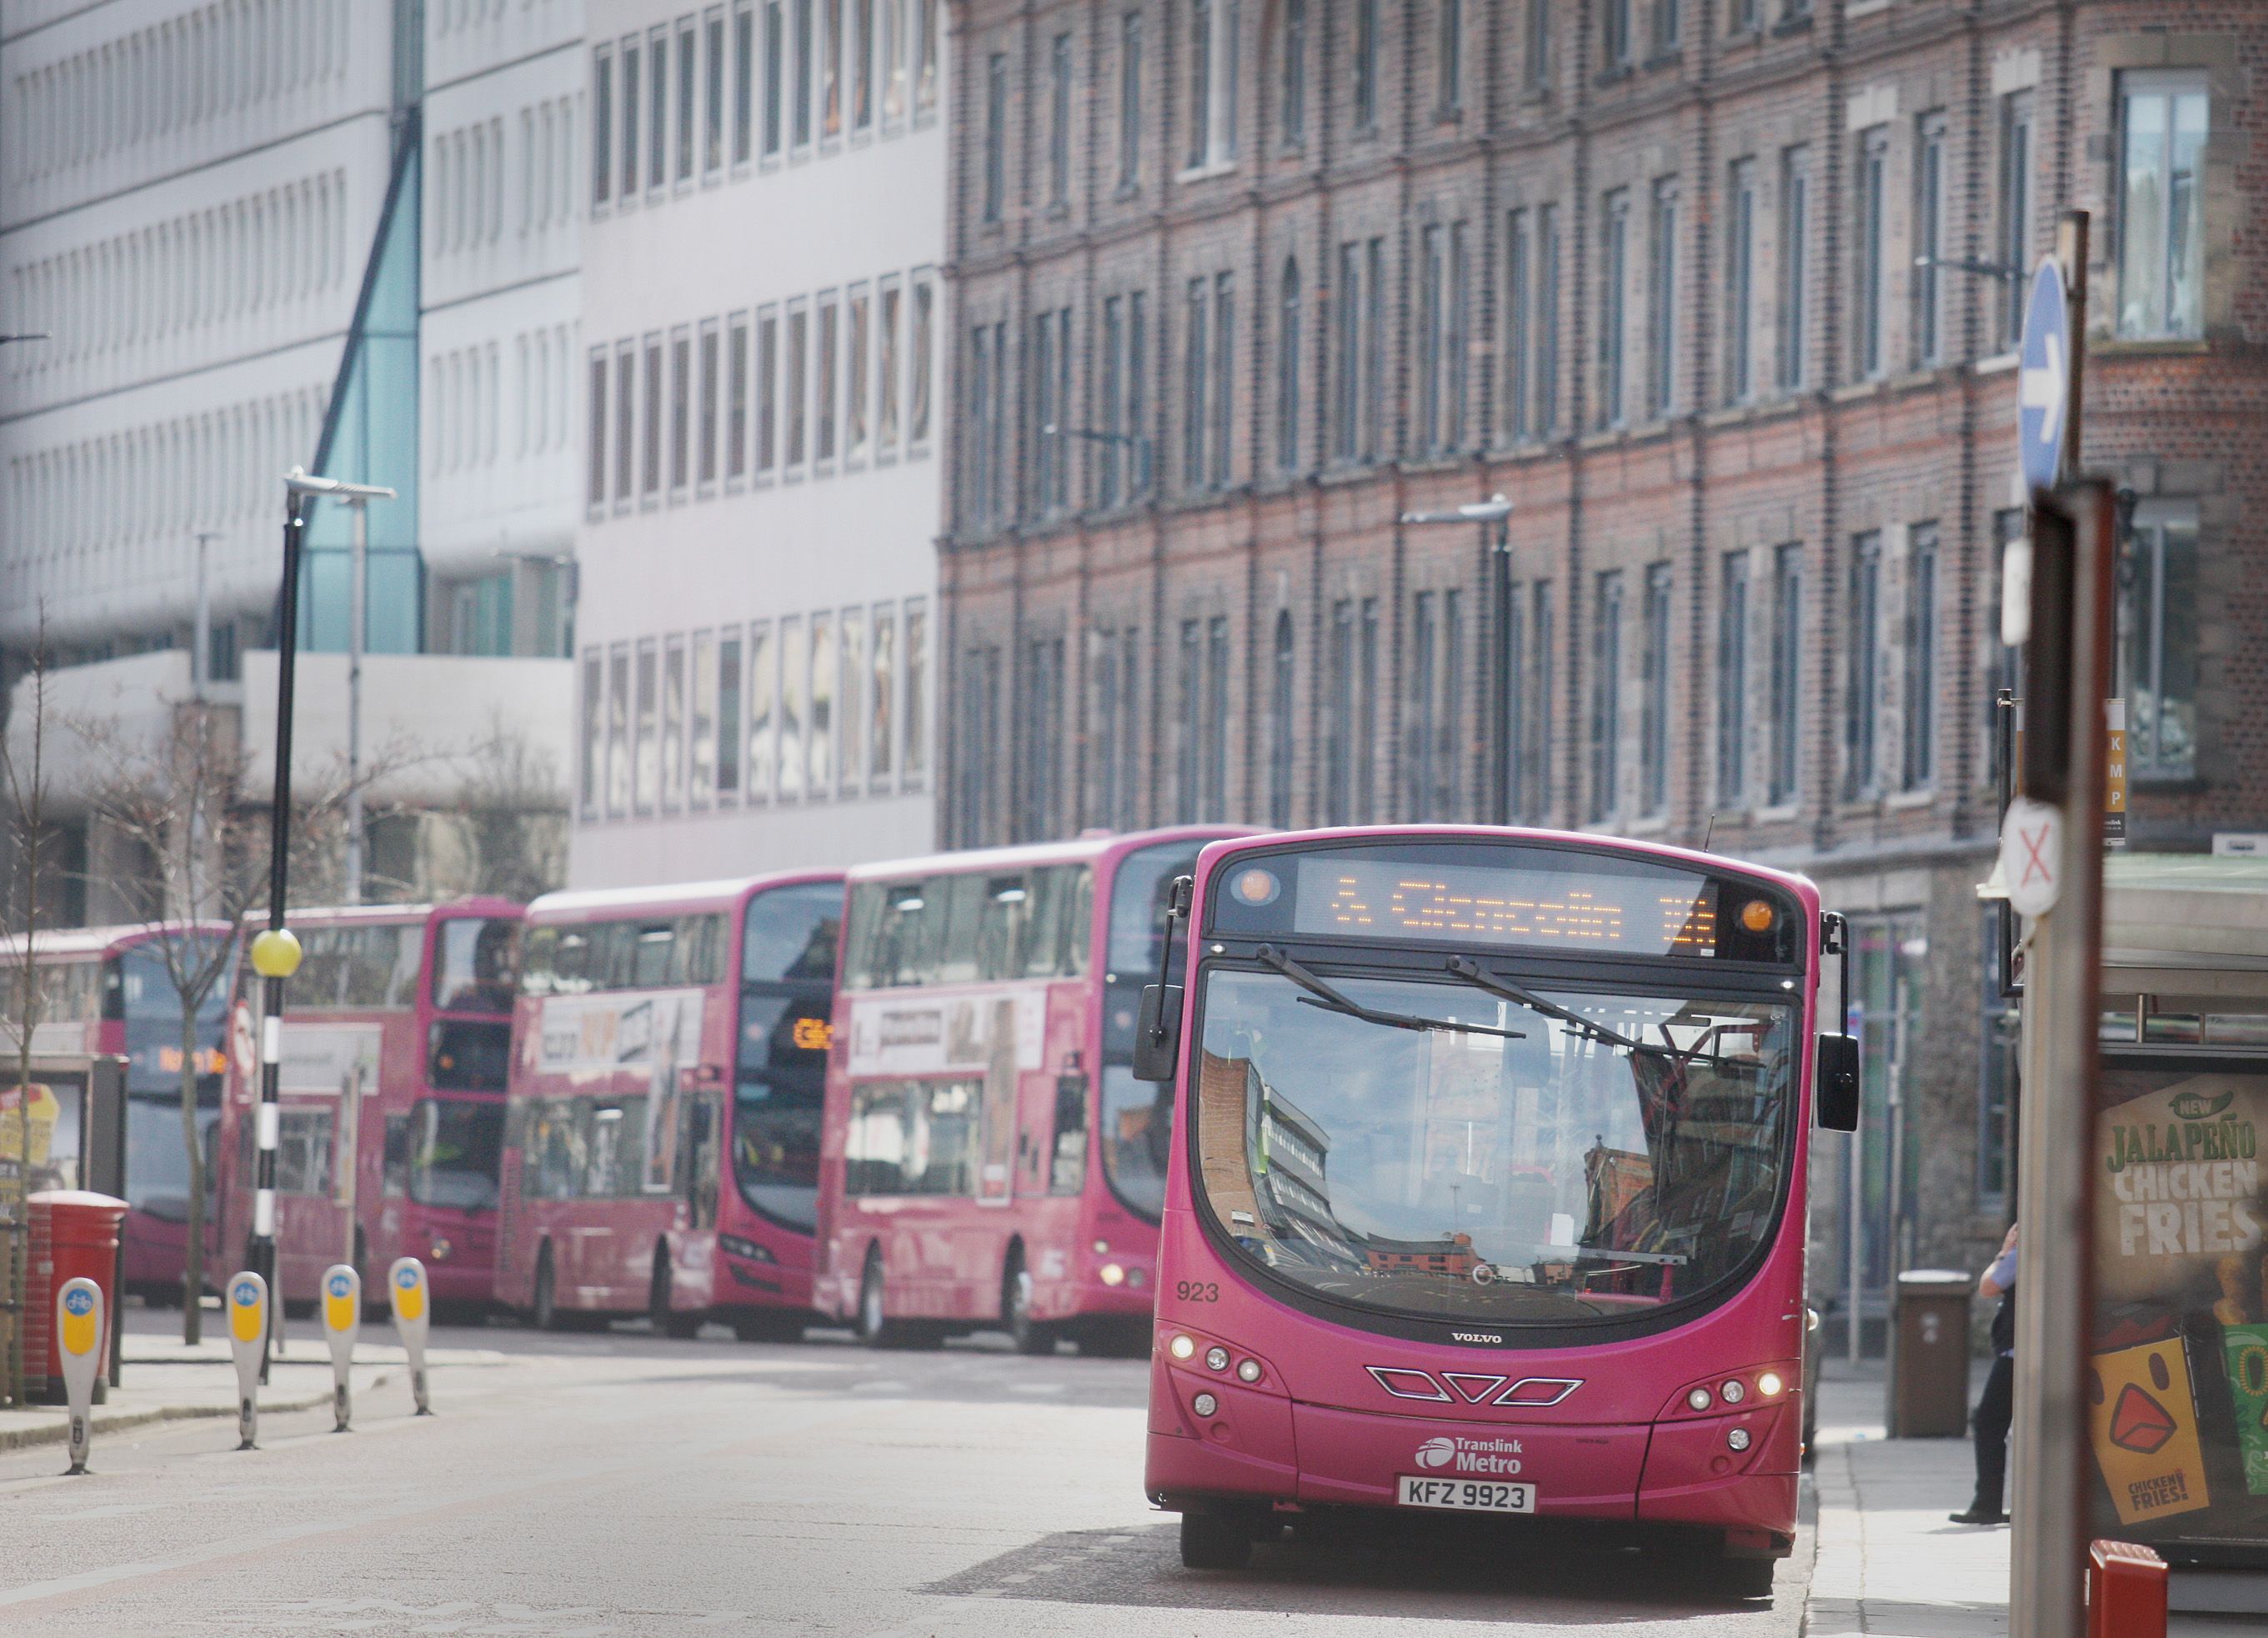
[2088,1338,2211,1526]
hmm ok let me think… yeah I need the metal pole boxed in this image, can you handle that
[1491,516,1512,826]
[257,494,308,1378]
[343,499,367,905]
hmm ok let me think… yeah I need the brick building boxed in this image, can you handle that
[934,0,2268,1345]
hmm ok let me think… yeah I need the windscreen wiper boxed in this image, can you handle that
[1440,956,1732,1065]
[1255,946,1528,1041]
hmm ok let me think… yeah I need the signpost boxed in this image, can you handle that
[388,1256,433,1415]
[2019,258,2073,492]
[226,1270,268,1450]
[321,1263,360,1431]
[56,1277,103,1475]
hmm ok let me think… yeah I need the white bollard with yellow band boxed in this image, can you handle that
[321,1264,360,1431]
[226,1270,269,1450]
[388,1256,432,1415]
[56,1277,104,1475]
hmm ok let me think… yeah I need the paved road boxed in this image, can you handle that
[2,1312,1811,1636]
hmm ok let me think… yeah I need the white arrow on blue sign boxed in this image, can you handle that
[2018,258,2070,490]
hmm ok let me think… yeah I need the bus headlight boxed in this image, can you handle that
[1720,1379,1746,1405]
[428,1236,453,1262]
[1100,1263,1127,1286]
[1193,1393,1218,1418]
[1727,1427,1752,1453]
[1757,1370,1785,1397]
[1170,1334,1197,1360]
[1687,1387,1713,1411]
[1237,1359,1263,1384]
[1204,1345,1229,1371]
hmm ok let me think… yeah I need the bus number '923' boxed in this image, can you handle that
[1176,1281,1219,1303]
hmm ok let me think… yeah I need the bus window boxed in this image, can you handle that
[1049,1073,1089,1195]
[630,924,676,987]
[433,919,520,1014]
[269,1108,334,1196]
[741,882,842,981]
[734,993,829,1230]
[845,1080,979,1196]
[383,1115,412,1196]
[409,1098,504,1210]
[428,1019,511,1091]
[1097,839,1207,1220]
[294,924,419,1009]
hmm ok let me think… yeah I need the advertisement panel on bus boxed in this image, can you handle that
[216,900,522,1310]
[1140,828,1856,1595]
[813,827,1252,1355]
[493,872,842,1339]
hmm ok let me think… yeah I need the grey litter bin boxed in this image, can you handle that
[1886,1268,1976,1438]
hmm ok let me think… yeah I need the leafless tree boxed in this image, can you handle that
[0,621,51,1406]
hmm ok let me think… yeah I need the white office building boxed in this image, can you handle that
[571,0,944,886]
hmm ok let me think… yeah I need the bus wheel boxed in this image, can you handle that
[855,1251,894,1346]
[650,1250,703,1340]
[533,1246,563,1331]
[1179,1511,1254,1571]
[1002,1251,1055,1356]
[1713,1556,1777,1600]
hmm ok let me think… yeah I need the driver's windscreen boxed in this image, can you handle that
[1194,968,1795,1325]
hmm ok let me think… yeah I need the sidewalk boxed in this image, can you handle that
[0,1323,505,1455]
[1806,1357,2268,1635]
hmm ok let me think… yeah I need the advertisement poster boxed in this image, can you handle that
[2093,1064,2268,1548]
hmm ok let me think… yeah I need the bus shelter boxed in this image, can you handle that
[2090,854,2268,1611]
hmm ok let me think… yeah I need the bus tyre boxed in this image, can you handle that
[1178,1512,1253,1571]
[651,1250,703,1340]
[1003,1252,1054,1356]
[855,1252,893,1347]
[1715,1556,1777,1600]
[533,1246,563,1331]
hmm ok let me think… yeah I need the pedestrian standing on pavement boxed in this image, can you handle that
[1950,1222,2018,1526]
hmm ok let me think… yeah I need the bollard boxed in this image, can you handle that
[2088,1539,2168,1638]
[55,1278,104,1475]
[320,1264,360,1431]
[226,1270,269,1449]
[388,1257,432,1415]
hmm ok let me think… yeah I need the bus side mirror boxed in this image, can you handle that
[1816,1034,1861,1131]
[1131,984,1184,1084]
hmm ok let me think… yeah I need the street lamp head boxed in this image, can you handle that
[284,466,398,503]
[250,927,303,979]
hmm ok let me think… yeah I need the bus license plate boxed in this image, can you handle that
[1396,1475,1535,1514]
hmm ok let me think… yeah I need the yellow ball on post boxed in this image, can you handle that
[249,928,303,979]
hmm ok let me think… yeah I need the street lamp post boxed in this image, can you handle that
[1400,495,1515,824]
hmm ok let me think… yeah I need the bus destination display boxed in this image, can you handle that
[1289,858,1719,955]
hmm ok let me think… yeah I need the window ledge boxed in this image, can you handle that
[1771,12,1815,38]
[2095,336,2212,358]
[1176,158,1239,184]
[1829,378,1888,404]
[1885,786,1938,812]
[1753,802,1803,824]
[1974,349,2020,376]
[1319,462,1379,487]
[2134,773,2205,794]
[1595,64,1635,88]
[1643,48,1685,72]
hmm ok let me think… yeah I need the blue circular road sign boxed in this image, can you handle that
[63,1287,93,1316]
[2018,259,2070,490]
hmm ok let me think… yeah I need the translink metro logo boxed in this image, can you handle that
[1414,1434,1524,1474]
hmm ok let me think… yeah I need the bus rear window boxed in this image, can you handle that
[741,882,842,983]
[432,919,520,1014]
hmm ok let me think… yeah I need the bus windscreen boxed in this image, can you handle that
[1208,843,1800,964]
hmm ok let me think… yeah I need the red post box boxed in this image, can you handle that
[28,1190,127,1405]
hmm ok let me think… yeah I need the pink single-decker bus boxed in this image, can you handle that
[814,827,1249,1354]
[217,900,523,1310]
[494,872,843,1337]
[1139,828,1860,1594]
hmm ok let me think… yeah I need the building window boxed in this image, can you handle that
[614,338,637,501]
[784,300,809,465]
[756,307,779,473]
[579,649,603,816]
[1515,581,1553,822]
[728,313,751,480]
[1505,208,1533,441]
[877,279,902,453]
[1901,523,1937,792]
[706,8,727,173]
[1276,258,1302,471]
[905,600,931,780]
[592,46,613,206]
[1648,178,1678,418]
[1435,0,1460,116]
[748,620,775,802]
[1119,12,1144,187]
[621,34,642,197]
[634,636,659,814]
[1183,278,1209,488]
[1205,616,1230,819]
[641,333,664,496]
[698,320,721,486]
[1853,126,1888,380]
[2118,75,2209,341]
[586,348,608,508]
[1845,531,1882,799]
[821,0,844,139]
[982,52,1007,223]
[649,27,669,189]
[733,0,755,163]
[1988,508,2024,784]
[956,644,1000,842]
[815,294,839,463]
[1325,597,1378,824]
[1279,0,1306,146]
[1184,0,1239,171]
[1914,113,1946,368]
[669,329,692,493]
[1599,188,1630,429]
[810,610,837,795]
[1768,544,1801,804]
[1997,91,2032,348]
[1364,238,1386,455]
[793,0,813,145]
[1717,551,1749,804]
[1418,225,1444,453]
[1406,589,1464,820]
[1589,570,1623,820]
[911,273,936,446]
[1535,204,1560,434]
[1333,241,1361,460]
[852,0,874,131]
[1094,624,1142,829]
[1020,635,1066,839]
[1525,0,1550,88]
[1725,158,1755,403]
[1032,306,1070,512]
[916,0,939,116]
[1638,564,1670,816]
[1602,0,1630,70]
[1269,610,1295,825]
[662,634,687,811]
[765,0,786,155]
[1779,144,1810,392]
[1353,0,1377,128]
[847,286,872,463]
[1048,33,1073,208]
[676,16,698,180]
[1175,620,1202,820]
[718,629,743,799]
[884,0,908,124]
[607,644,632,816]
[1213,273,1235,488]
[2119,507,2200,779]
[868,605,895,783]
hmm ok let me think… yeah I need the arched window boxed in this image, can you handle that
[1276,256,1300,472]
[1269,609,1295,825]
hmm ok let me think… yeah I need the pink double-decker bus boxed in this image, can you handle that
[216,899,523,1312]
[813,827,1250,1355]
[493,872,844,1338]
[1139,828,1860,1594]
[0,922,234,1304]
